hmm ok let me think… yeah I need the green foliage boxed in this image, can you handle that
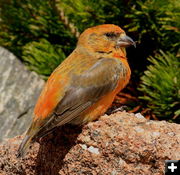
[0,0,179,121]
[22,39,65,79]
[0,0,76,58]
[56,0,131,32]
[139,51,180,121]
[125,0,180,53]
[0,0,179,74]
[0,0,76,79]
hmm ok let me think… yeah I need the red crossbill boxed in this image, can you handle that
[17,24,135,157]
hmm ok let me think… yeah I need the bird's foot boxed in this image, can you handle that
[106,105,127,115]
[111,105,127,113]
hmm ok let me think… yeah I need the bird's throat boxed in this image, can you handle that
[113,52,126,59]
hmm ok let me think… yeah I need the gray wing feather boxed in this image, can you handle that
[35,58,123,139]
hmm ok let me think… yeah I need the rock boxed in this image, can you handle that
[0,112,180,175]
[135,112,145,119]
[0,47,45,142]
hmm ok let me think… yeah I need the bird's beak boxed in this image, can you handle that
[117,34,136,48]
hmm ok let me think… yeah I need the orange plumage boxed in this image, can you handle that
[17,24,135,157]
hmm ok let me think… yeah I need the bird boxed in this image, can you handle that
[17,24,136,157]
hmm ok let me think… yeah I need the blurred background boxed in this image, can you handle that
[0,0,179,141]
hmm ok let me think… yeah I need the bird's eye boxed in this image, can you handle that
[105,32,117,38]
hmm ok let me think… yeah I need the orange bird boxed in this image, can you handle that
[17,24,135,157]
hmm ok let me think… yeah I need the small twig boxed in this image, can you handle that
[52,0,80,38]
[151,114,159,120]
[128,105,141,113]
[117,92,138,101]
[17,105,34,119]
[173,114,179,120]
[144,114,151,120]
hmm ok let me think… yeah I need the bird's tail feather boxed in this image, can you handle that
[17,135,34,158]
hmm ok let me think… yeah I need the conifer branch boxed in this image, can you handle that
[52,0,80,38]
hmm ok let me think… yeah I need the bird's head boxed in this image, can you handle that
[77,24,135,55]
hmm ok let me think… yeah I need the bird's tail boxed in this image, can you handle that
[17,114,54,158]
[17,134,34,158]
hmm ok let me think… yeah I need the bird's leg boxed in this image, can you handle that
[111,105,127,113]
[106,105,127,115]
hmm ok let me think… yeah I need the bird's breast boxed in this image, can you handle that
[114,58,131,94]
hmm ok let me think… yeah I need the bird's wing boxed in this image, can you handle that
[17,57,124,157]
[34,57,123,139]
